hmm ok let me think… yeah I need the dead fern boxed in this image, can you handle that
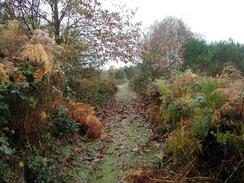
[222,65,243,79]
[21,43,53,82]
[0,63,9,83]
[66,101,103,139]
[85,115,103,139]
[0,21,27,55]
[213,103,233,122]
[146,104,162,123]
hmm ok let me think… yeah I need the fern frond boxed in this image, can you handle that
[0,21,28,55]
[0,63,9,84]
[85,115,102,139]
[156,80,172,101]
[213,103,233,122]
[0,21,20,49]
[21,43,53,82]
[213,79,243,104]
[222,65,243,79]
[146,104,162,123]
[66,101,103,139]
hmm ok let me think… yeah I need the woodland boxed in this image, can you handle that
[0,0,243,183]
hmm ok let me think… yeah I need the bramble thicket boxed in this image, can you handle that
[0,1,244,182]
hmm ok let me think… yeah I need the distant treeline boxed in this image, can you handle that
[183,37,244,75]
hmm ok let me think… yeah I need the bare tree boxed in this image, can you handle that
[0,0,42,29]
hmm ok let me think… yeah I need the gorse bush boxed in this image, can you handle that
[146,67,244,181]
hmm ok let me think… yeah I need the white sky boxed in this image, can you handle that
[103,0,244,69]
[115,0,244,43]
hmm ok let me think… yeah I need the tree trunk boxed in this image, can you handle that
[52,0,61,44]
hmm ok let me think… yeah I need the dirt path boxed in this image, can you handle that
[61,82,160,182]
[116,81,136,99]
[89,82,160,183]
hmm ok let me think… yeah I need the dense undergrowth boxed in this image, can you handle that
[132,66,244,182]
[0,21,115,182]
[127,18,244,181]
[66,67,117,105]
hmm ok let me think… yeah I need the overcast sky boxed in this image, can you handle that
[103,0,244,69]
[113,0,244,43]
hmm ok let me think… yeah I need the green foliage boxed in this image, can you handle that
[0,135,15,155]
[114,69,127,81]
[197,79,225,109]
[17,60,35,83]
[147,68,244,180]
[165,128,202,162]
[113,66,137,83]
[182,37,209,72]
[198,79,219,95]
[216,131,244,154]
[129,70,152,94]
[26,155,55,183]
[156,80,171,101]
[191,111,211,139]
[0,160,21,183]
[51,107,80,138]
[183,36,244,75]
[0,84,13,127]
[0,23,107,182]
[66,67,117,105]
[165,103,180,123]
[123,66,137,80]
[0,81,33,130]
[0,60,46,138]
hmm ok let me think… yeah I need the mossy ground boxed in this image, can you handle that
[58,82,160,182]
[91,115,158,183]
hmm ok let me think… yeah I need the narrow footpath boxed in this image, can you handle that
[63,82,161,183]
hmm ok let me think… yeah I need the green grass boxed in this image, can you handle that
[90,116,159,182]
